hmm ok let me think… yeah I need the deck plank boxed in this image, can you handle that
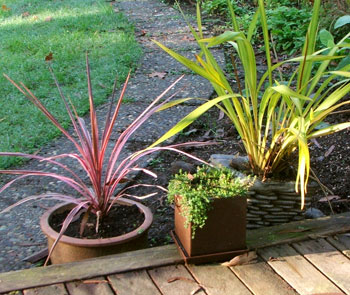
[247,212,350,249]
[188,264,252,295]
[108,270,161,295]
[1,213,350,294]
[23,284,68,295]
[327,234,350,258]
[0,244,181,293]
[148,264,205,295]
[65,277,114,295]
[293,238,350,294]
[259,244,343,295]
[231,257,297,295]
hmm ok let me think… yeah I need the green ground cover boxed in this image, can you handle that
[0,0,142,168]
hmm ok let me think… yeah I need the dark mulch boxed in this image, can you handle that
[50,204,144,239]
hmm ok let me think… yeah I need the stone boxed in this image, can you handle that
[247,198,270,205]
[305,208,325,219]
[248,210,268,215]
[170,161,196,175]
[255,194,278,201]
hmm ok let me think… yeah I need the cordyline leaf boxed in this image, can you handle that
[45,202,89,266]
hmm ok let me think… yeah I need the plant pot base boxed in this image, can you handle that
[170,230,248,264]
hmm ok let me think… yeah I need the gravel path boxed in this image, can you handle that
[0,0,223,273]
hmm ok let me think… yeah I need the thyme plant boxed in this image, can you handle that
[168,166,251,237]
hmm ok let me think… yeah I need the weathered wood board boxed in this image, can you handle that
[65,277,114,295]
[1,213,350,293]
[148,264,206,295]
[231,257,297,295]
[259,244,343,295]
[23,284,68,295]
[327,234,350,258]
[247,212,350,249]
[0,244,181,293]
[188,264,252,295]
[108,270,161,295]
[293,239,350,294]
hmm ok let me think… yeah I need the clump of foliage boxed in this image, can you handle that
[203,0,312,54]
[168,166,251,237]
[0,56,209,264]
[202,0,251,17]
[154,0,350,209]
[264,6,312,54]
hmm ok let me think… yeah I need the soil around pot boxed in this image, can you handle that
[50,204,144,239]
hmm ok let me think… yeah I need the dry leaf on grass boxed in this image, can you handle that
[148,71,167,79]
[1,4,11,11]
[45,52,53,62]
[221,251,257,267]
[22,11,30,17]
[45,16,53,22]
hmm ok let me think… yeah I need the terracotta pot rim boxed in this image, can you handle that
[40,197,153,247]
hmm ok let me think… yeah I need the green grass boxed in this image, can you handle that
[0,0,142,168]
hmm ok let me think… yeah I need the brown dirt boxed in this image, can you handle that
[50,204,144,239]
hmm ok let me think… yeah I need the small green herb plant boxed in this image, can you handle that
[168,166,251,237]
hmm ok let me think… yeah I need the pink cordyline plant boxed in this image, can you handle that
[0,55,212,262]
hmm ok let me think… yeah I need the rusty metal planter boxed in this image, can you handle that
[173,196,247,263]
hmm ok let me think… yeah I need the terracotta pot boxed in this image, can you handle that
[174,196,247,258]
[40,197,153,264]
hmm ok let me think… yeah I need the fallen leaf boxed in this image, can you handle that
[221,251,257,267]
[1,4,10,11]
[148,71,167,79]
[311,138,322,148]
[218,110,224,120]
[187,173,194,181]
[33,15,38,20]
[183,128,197,136]
[318,195,340,203]
[137,29,147,37]
[44,16,53,22]
[268,256,285,262]
[181,35,195,41]
[45,52,53,62]
[22,11,30,17]
[324,144,335,158]
[83,279,108,284]
[167,276,196,284]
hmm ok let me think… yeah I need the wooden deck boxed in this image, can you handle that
[1,212,350,295]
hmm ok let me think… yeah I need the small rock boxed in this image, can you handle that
[305,208,325,219]
[170,161,196,175]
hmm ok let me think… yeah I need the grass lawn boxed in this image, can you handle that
[0,0,142,169]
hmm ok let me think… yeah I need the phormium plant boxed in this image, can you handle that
[168,165,251,237]
[0,54,211,264]
[152,0,350,208]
